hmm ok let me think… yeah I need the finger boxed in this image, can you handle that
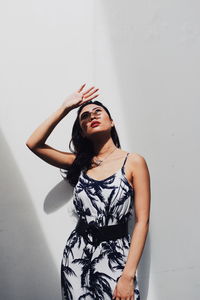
[86,93,99,102]
[83,88,99,98]
[83,90,99,101]
[82,94,99,104]
[78,83,86,93]
[112,286,117,299]
[86,94,99,101]
[82,86,96,95]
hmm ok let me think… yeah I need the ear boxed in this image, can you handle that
[111,121,115,127]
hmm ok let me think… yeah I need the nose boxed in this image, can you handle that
[90,113,96,119]
[90,111,98,120]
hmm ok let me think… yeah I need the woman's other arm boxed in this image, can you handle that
[122,154,151,278]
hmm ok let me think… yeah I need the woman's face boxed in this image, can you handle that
[78,104,114,138]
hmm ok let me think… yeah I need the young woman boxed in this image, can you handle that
[26,83,151,300]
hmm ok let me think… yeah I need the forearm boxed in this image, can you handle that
[122,221,149,278]
[26,105,71,148]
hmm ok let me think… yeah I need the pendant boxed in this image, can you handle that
[92,158,102,166]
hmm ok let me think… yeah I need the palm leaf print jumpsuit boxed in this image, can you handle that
[61,152,140,299]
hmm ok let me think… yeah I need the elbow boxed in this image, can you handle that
[25,141,32,149]
[135,218,150,228]
[25,137,38,149]
[25,141,36,150]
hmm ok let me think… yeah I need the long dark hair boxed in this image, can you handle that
[60,100,121,187]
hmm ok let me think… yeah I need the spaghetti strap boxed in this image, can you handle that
[122,152,130,171]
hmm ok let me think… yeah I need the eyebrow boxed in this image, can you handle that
[80,107,102,118]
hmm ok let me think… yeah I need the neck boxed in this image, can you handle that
[92,136,117,157]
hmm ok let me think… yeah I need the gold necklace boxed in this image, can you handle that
[92,147,118,167]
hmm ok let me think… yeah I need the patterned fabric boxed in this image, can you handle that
[61,152,140,299]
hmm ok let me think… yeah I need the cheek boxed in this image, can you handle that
[80,122,90,133]
[79,121,85,131]
[81,124,87,132]
[102,116,111,126]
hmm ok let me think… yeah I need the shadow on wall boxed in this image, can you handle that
[44,178,73,214]
[43,177,76,300]
[0,128,60,300]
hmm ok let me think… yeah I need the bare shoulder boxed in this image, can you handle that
[128,152,149,174]
[128,152,146,163]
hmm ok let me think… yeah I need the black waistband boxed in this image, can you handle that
[75,216,129,247]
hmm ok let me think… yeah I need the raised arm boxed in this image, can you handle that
[25,83,99,170]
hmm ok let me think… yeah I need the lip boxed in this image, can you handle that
[91,121,101,127]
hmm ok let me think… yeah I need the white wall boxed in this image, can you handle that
[0,0,199,299]
[93,1,200,299]
[0,1,95,299]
